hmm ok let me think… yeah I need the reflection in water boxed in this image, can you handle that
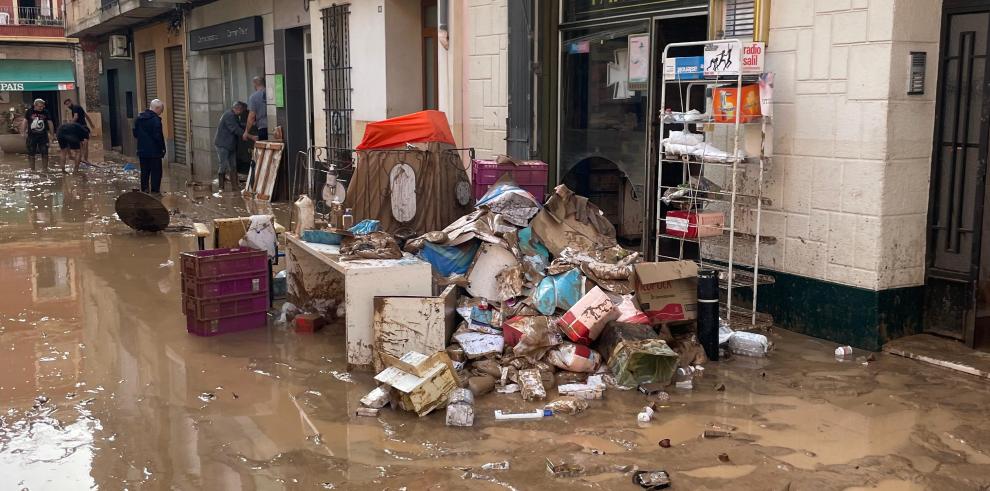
[0,151,990,490]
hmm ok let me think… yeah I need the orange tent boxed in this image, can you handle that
[355,110,456,150]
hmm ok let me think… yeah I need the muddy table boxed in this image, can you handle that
[284,233,432,368]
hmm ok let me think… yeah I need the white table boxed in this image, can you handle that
[284,234,433,368]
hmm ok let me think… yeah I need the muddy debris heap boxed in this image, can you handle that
[327,177,771,423]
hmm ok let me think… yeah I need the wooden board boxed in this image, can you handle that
[883,334,990,380]
[244,141,285,201]
[372,285,458,372]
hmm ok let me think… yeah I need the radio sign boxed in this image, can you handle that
[704,41,764,77]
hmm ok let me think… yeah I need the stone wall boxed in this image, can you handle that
[755,0,939,291]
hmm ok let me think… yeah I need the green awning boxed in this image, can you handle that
[0,60,76,91]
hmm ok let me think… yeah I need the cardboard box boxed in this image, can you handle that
[666,211,725,238]
[634,261,699,323]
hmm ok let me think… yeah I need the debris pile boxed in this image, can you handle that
[328,176,774,423]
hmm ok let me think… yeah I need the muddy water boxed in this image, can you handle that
[1,154,990,490]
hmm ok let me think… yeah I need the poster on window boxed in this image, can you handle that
[627,33,650,90]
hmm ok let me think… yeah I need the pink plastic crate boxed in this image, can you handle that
[182,271,269,299]
[180,247,268,280]
[472,159,548,201]
[184,292,269,321]
[186,312,268,337]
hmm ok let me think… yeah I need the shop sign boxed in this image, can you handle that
[663,56,704,81]
[0,82,74,91]
[563,0,707,23]
[704,41,765,77]
[189,16,263,51]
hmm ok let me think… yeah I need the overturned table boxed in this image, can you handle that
[284,234,433,368]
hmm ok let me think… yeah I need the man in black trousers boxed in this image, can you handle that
[133,99,166,194]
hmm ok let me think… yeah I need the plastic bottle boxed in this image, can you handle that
[637,406,655,423]
[342,208,354,229]
[293,194,314,235]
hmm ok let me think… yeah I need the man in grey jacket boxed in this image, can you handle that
[215,102,247,191]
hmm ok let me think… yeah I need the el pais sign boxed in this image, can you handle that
[189,16,263,51]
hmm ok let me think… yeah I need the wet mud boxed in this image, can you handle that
[1,153,990,490]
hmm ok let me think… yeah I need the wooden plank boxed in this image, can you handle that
[883,334,990,380]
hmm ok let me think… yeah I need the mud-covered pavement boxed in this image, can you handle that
[1,153,990,491]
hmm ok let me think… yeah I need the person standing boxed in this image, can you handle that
[21,99,54,172]
[243,76,267,142]
[56,121,89,173]
[133,99,166,194]
[214,101,247,191]
[63,98,95,164]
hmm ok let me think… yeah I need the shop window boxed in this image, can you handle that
[709,0,770,42]
[220,48,266,107]
[422,0,439,110]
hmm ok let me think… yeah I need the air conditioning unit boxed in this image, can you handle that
[109,35,131,60]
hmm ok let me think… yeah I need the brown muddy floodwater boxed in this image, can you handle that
[1,153,990,490]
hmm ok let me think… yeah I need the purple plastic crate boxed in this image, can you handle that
[182,271,269,299]
[471,159,548,202]
[186,312,268,337]
[184,292,269,321]
[180,247,268,281]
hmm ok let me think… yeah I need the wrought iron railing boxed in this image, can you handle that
[0,6,66,27]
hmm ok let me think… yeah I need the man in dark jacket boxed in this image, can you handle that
[214,101,247,191]
[133,99,166,193]
[56,121,89,173]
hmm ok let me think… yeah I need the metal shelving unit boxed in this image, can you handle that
[655,39,774,327]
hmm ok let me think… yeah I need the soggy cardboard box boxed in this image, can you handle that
[634,261,698,323]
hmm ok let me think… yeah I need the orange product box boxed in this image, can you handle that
[713,84,761,123]
[665,210,725,238]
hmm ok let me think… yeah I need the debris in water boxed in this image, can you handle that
[703,430,732,439]
[356,408,380,417]
[481,461,510,470]
[546,458,585,478]
[330,370,354,383]
[632,470,671,489]
[33,395,49,408]
[718,453,731,463]
[232,393,239,399]
[659,439,672,448]
[835,345,853,357]
[715,383,725,392]
[544,397,588,415]
[198,392,216,402]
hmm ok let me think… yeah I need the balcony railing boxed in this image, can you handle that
[0,6,66,27]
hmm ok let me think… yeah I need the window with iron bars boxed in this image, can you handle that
[322,4,353,152]
[710,0,769,42]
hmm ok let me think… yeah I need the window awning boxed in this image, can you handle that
[0,60,76,91]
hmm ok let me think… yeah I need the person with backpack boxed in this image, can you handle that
[133,99,167,194]
[21,99,54,172]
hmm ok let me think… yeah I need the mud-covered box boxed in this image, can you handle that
[634,261,699,323]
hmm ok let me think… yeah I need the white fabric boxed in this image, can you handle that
[239,214,277,258]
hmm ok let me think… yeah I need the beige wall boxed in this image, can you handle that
[133,22,185,141]
[384,0,424,117]
[460,0,507,160]
[745,0,939,291]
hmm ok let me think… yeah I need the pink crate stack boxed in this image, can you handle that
[180,247,270,337]
[471,159,548,202]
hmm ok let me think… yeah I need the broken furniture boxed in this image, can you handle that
[285,233,433,367]
[344,110,475,237]
[372,285,458,372]
[115,190,169,232]
[243,140,285,201]
[373,351,459,417]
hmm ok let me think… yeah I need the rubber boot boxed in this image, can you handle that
[41,155,50,173]
[218,173,226,192]
[227,169,239,192]
[28,155,36,171]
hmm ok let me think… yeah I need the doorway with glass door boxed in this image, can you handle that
[925,1,990,349]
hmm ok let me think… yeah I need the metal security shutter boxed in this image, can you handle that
[141,51,157,109]
[723,0,755,39]
[168,47,187,164]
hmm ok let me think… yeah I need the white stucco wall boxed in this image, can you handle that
[751,0,939,291]
[461,0,508,159]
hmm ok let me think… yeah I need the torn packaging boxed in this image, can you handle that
[339,232,403,260]
[466,243,520,302]
[634,261,699,323]
[452,328,504,359]
[519,368,547,401]
[418,241,480,277]
[532,185,618,257]
[532,268,587,316]
[503,316,563,361]
[374,351,459,417]
[558,286,619,345]
[475,174,542,227]
[545,342,602,373]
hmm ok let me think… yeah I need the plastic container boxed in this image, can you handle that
[180,248,268,280]
[471,159,548,202]
[294,194,315,235]
[727,331,771,358]
[186,311,267,337]
[184,291,269,321]
[182,270,268,299]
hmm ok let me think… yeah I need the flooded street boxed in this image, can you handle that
[1,153,990,491]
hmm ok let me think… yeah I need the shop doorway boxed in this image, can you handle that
[924,2,990,349]
[557,13,707,252]
[106,69,121,148]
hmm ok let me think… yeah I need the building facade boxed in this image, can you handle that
[0,0,81,153]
